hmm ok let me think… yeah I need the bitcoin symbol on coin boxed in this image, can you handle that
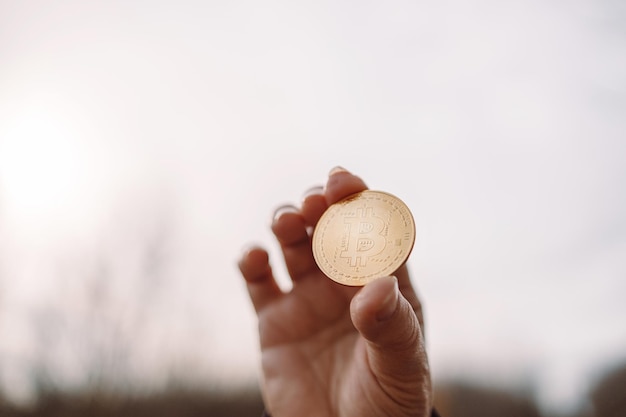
[341,206,386,267]
[312,190,415,286]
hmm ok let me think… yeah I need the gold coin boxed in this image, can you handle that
[312,190,416,286]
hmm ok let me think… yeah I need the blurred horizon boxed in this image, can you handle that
[1,1,625,415]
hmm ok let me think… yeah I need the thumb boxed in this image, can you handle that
[350,276,430,388]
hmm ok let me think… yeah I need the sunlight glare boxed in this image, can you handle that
[0,103,95,237]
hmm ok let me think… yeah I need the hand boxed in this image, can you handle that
[238,167,432,417]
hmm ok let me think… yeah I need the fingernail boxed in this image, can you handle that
[376,276,399,321]
[239,244,259,260]
[302,185,324,200]
[271,204,299,223]
[329,166,349,177]
[237,245,256,271]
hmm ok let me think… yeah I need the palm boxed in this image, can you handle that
[260,276,359,416]
[239,169,430,417]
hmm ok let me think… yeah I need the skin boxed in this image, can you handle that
[238,167,432,417]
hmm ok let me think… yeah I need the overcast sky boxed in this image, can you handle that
[1,0,625,413]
